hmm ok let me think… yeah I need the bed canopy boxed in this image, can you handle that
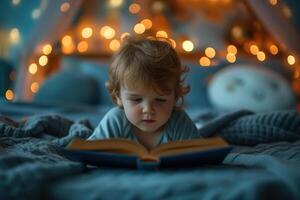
[11,0,300,102]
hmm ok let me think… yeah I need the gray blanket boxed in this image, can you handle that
[0,110,300,200]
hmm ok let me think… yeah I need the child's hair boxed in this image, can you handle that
[106,36,190,108]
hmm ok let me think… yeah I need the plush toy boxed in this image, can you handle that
[208,64,296,112]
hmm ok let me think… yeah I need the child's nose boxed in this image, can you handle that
[142,102,154,114]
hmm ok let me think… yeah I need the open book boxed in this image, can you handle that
[59,137,232,170]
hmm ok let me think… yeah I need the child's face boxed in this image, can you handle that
[116,84,176,135]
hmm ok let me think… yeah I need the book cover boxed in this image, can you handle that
[58,137,232,170]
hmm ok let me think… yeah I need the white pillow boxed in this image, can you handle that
[208,64,296,112]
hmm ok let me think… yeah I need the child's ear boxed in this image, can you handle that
[116,96,123,107]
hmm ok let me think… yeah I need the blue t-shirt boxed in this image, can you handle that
[88,107,199,145]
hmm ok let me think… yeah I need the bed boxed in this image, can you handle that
[1,59,300,199]
[1,101,300,200]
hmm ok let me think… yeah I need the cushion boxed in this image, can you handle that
[208,64,296,112]
[33,69,100,106]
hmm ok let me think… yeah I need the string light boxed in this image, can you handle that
[269,44,278,55]
[109,39,121,51]
[205,47,216,58]
[77,41,88,52]
[38,55,48,66]
[199,56,211,67]
[250,44,259,55]
[269,0,278,6]
[141,19,152,29]
[61,35,72,46]
[129,3,141,14]
[133,23,145,34]
[100,26,115,39]
[256,51,266,61]
[5,89,14,101]
[226,53,236,63]
[42,44,52,55]
[60,2,70,12]
[30,82,40,93]
[108,0,123,8]
[10,28,20,44]
[287,55,296,65]
[156,31,168,38]
[28,63,38,74]
[227,45,237,55]
[182,40,194,52]
[12,0,21,6]
[32,8,41,19]
[81,27,93,39]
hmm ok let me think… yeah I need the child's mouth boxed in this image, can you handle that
[142,120,155,123]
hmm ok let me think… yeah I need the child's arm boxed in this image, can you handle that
[87,107,127,140]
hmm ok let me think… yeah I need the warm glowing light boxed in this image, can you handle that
[231,26,243,39]
[38,55,48,66]
[77,41,88,52]
[129,3,141,14]
[28,63,38,74]
[269,0,277,5]
[100,26,115,39]
[120,32,130,41]
[169,38,176,48]
[250,45,259,55]
[81,27,93,39]
[226,53,236,63]
[12,0,21,6]
[269,45,278,55]
[5,89,14,101]
[42,44,52,55]
[227,45,237,55]
[199,57,211,67]
[61,35,72,46]
[134,23,146,34]
[205,47,216,58]
[32,8,41,19]
[30,82,40,93]
[282,5,292,18]
[62,44,75,54]
[257,51,266,61]
[109,0,123,8]
[182,40,194,52]
[10,28,20,44]
[152,1,164,12]
[109,39,121,51]
[287,55,296,65]
[156,31,168,38]
[141,19,152,29]
[60,2,70,12]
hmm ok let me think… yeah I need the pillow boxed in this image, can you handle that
[184,62,226,108]
[33,69,100,106]
[61,57,114,107]
[208,64,296,112]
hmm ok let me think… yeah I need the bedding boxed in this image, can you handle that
[1,105,300,200]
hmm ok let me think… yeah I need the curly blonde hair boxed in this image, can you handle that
[106,36,190,108]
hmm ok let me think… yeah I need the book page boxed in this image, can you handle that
[67,138,150,158]
[150,137,228,157]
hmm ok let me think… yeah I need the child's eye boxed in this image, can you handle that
[130,98,142,102]
[156,98,167,102]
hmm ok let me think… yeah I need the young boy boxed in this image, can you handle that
[88,36,199,150]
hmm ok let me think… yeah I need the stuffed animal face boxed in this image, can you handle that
[208,64,296,112]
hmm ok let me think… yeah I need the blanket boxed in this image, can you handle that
[0,110,300,200]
